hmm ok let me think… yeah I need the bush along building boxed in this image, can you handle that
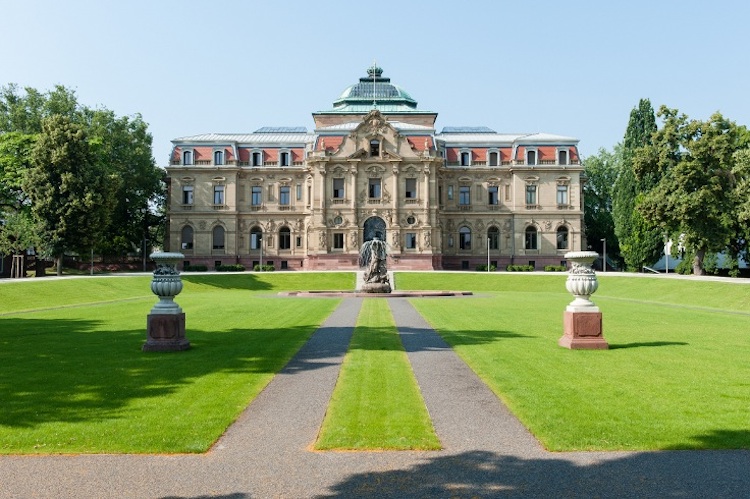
[165,65,584,271]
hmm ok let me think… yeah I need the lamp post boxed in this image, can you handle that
[600,238,607,272]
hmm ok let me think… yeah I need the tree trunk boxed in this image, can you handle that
[56,254,63,276]
[35,258,46,277]
[693,249,706,275]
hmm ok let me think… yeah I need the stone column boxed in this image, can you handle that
[558,251,608,349]
[143,252,190,352]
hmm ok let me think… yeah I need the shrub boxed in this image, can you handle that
[216,264,246,272]
[253,264,275,272]
[475,264,497,272]
[183,264,208,272]
[544,265,568,272]
[506,264,535,272]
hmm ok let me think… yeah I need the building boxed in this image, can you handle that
[165,65,584,271]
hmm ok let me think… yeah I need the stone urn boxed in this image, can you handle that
[559,251,607,349]
[144,252,190,352]
[150,252,184,314]
[564,251,600,311]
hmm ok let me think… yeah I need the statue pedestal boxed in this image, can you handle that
[559,310,608,349]
[144,313,190,352]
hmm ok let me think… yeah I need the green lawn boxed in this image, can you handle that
[2,271,749,453]
[0,273,349,454]
[315,299,440,450]
[399,273,750,451]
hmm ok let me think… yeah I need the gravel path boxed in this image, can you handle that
[1,298,748,498]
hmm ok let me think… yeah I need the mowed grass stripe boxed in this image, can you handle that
[315,299,440,450]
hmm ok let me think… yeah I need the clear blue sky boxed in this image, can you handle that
[3,0,749,164]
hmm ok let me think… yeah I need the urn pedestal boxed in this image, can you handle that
[559,251,608,350]
[143,252,190,352]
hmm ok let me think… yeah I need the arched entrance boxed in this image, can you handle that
[363,216,386,242]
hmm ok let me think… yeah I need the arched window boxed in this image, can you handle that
[556,226,569,250]
[487,227,499,250]
[214,150,224,165]
[183,150,193,165]
[181,225,194,250]
[525,226,538,250]
[250,226,262,250]
[459,226,472,250]
[279,227,291,250]
[212,226,225,250]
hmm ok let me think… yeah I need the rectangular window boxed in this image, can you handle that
[488,186,498,205]
[213,185,225,205]
[333,178,345,199]
[557,185,569,205]
[280,151,290,166]
[459,186,471,205]
[527,150,537,165]
[333,233,344,249]
[447,185,454,200]
[460,151,470,166]
[368,178,381,198]
[279,186,290,205]
[296,184,302,201]
[488,151,499,166]
[525,185,537,205]
[252,151,262,166]
[405,233,417,249]
[296,236,301,247]
[559,150,568,165]
[405,178,417,199]
[505,184,511,201]
[182,186,193,205]
[251,186,262,206]
[250,233,261,250]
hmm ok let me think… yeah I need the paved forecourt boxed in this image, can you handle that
[1,298,748,498]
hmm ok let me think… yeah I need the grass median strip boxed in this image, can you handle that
[315,299,441,450]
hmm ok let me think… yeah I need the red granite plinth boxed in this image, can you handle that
[143,313,190,351]
[559,311,608,349]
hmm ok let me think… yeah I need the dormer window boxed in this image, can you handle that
[526,148,537,166]
[460,150,471,166]
[251,150,263,167]
[183,150,193,165]
[214,150,224,165]
[370,139,380,157]
[280,150,290,167]
[558,149,569,165]
[488,150,499,166]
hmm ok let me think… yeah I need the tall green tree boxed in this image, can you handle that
[583,146,621,268]
[634,108,741,275]
[1,84,165,267]
[612,98,663,271]
[84,109,164,257]
[26,115,115,274]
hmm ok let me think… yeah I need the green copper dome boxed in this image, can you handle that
[330,65,418,113]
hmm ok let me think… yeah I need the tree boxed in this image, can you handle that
[634,108,741,275]
[1,84,165,269]
[26,115,115,275]
[84,109,164,258]
[582,146,621,268]
[612,98,663,271]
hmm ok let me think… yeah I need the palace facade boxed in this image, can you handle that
[165,66,584,271]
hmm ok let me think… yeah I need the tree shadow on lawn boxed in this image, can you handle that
[317,448,750,498]
[182,274,273,291]
[0,317,324,428]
